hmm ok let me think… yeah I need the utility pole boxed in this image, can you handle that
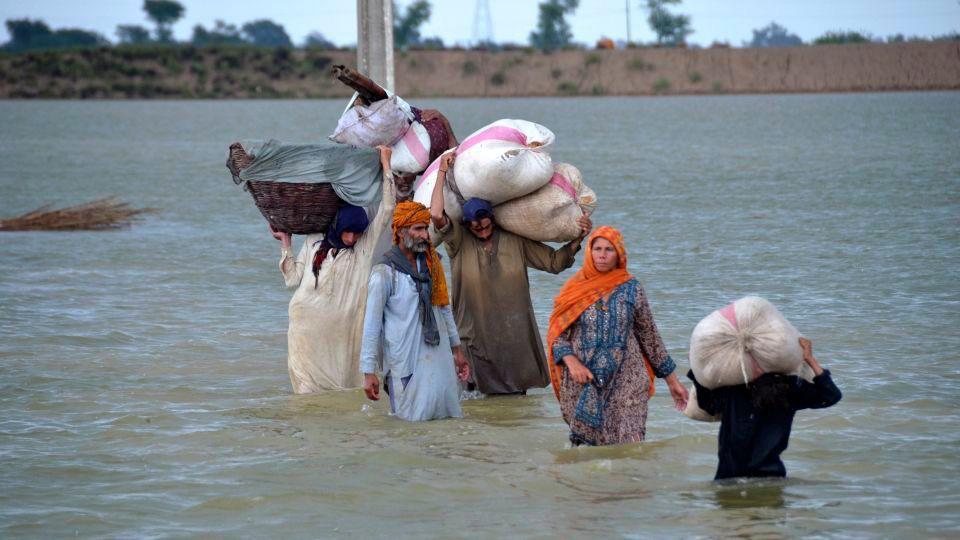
[472,0,494,47]
[357,0,395,92]
[625,0,632,44]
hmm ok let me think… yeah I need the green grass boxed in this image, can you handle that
[557,81,578,95]
[814,31,871,45]
[653,77,670,93]
[629,57,654,71]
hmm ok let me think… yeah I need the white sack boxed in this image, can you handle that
[329,96,410,148]
[390,120,432,174]
[689,296,813,390]
[414,119,555,207]
[683,385,720,422]
[493,162,597,242]
[414,119,556,223]
[413,149,465,221]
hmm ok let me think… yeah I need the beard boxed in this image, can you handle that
[472,229,492,241]
[402,232,429,253]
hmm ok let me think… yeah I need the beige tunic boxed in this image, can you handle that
[435,220,579,394]
[279,178,395,394]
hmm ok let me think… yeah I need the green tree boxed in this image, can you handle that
[529,0,579,51]
[191,20,245,46]
[305,31,336,49]
[813,30,871,45]
[52,29,108,48]
[143,0,185,42]
[2,19,107,51]
[419,36,444,49]
[241,19,292,47]
[645,0,691,46]
[116,24,152,44]
[4,19,53,50]
[393,0,432,50]
[749,22,802,48]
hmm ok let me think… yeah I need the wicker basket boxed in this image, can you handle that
[227,142,343,235]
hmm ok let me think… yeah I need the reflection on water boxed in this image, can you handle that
[712,480,787,510]
[1,93,959,537]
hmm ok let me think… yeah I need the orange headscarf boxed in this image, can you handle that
[546,226,655,399]
[391,201,449,306]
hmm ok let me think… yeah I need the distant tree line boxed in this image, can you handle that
[2,0,340,52]
[744,22,959,48]
[2,0,957,54]
[3,19,108,52]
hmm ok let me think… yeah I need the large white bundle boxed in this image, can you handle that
[414,119,555,207]
[413,119,555,219]
[329,96,410,148]
[413,119,559,229]
[413,149,464,221]
[390,120,432,174]
[493,162,596,242]
[689,296,812,390]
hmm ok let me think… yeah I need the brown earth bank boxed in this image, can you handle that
[1,41,958,99]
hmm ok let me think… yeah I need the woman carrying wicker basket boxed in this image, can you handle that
[271,146,397,393]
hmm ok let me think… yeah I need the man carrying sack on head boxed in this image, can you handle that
[429,152,592,396]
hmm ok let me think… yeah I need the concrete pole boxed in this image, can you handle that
[625,0,632,45]
[357,0,395,93]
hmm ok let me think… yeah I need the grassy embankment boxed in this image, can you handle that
[0,45,354,98]
[1,41,958,98]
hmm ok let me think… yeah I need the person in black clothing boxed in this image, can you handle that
[688,337,842,480]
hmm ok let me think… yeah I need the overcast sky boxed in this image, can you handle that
[2,0,959,47]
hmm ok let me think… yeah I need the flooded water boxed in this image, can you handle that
[1,93,958,538]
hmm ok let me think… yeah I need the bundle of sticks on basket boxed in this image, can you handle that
[226,142,343,235]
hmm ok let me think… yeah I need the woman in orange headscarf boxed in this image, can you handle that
[547,226,688,446]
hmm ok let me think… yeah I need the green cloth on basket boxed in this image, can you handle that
[238,139,384,207]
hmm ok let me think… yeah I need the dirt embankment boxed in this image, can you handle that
[2,42,958,99]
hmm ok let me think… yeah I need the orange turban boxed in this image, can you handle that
[391,201,449,307]
[546,226,655,399]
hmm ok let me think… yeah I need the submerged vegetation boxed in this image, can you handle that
[0,197,157,231]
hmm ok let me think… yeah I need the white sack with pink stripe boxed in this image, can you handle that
[413,149,465,225]
[413,119,555,212]
[493,162,596,242]
[689,296,814,390]
[390,120,432,174]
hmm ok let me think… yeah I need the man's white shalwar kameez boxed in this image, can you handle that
[360,259,463,421]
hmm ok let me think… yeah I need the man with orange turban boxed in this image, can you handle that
[359,201,471,421]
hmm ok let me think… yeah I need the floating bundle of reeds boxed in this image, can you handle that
[0,197,156,231]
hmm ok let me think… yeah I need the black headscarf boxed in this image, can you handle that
[312,204,369,286]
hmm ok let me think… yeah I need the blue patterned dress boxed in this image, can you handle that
[551,279,676,446]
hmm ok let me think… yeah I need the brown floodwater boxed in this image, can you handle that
[1,93,958,537]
